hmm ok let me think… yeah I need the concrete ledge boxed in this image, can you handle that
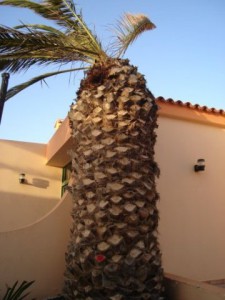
[46,118,73,167]
[165,273,225,300]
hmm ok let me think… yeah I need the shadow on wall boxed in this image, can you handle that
[23,178,50,189]
[32,178,49,189]
[0,191,60,231]
[0,191,73,300]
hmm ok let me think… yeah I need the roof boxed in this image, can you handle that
[156,96,225,116]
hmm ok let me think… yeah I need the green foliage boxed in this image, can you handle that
[2,280,35,300]
[0,0,156,100]
[5,66,88,101]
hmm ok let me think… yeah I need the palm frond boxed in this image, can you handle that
[5,67,88,100]
[0,1,156,101]
[3,280,34,300]
[0,25,97,72]
[14,23,64,35]
[0,0,77,30]
[0,0,106,62]
[61,0,104,57]
[112,13,156,57]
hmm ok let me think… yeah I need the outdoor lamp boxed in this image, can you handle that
[194,159,205,172]
[19,173,26,184]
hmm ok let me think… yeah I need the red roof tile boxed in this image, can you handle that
[156,96,225,115]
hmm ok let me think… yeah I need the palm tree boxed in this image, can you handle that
[0,1,164,299]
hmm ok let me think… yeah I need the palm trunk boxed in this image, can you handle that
[64,58,164,300]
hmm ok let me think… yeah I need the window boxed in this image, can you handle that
[61,162,72,196]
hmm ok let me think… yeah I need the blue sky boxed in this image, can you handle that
[0,0,225,143]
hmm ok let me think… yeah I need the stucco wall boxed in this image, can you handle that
[45,108,225,282]
[165,273,225,300]
[2,102,225,297]
[0,139,62,231]
[46,117,73,167]
[156,115,225,280]
[0,191,72,300]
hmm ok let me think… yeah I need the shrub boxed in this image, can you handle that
[3,280,35,300]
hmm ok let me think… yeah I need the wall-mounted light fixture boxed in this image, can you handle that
[194,159,205,172]
[19,173,26,184]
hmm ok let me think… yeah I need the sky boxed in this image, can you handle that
[0,0,225,143]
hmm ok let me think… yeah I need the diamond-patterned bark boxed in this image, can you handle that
[64,58,164,300]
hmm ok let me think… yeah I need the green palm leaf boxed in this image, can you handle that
[0,0,78,30]
[3,280,34,300]
[61,0,104,56]
[14,23,64,35]
[0,25,96,72]
[0,0,106,72]
[0,1,155,100]
[5,67,88,100]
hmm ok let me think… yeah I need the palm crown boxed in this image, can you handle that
[0,0,156,100]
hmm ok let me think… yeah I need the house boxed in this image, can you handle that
[1,97,225,299]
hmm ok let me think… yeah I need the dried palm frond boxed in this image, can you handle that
[112,13,156,57]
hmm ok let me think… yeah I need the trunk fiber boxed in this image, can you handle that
[64,58,164,300]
